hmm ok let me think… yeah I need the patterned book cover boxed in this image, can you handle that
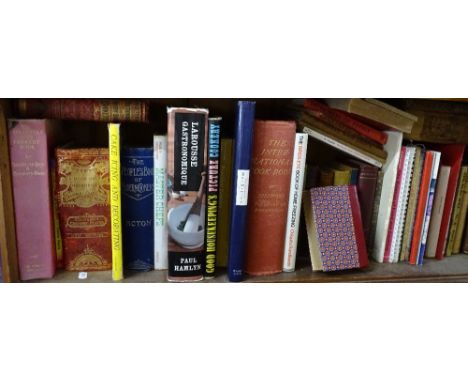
[16,99,149,123]
[166,107,208,282]
[308,186,368,271]
[56,148,112,271]
[122,147,154,271]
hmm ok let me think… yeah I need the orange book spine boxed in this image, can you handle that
[409,152,434,264]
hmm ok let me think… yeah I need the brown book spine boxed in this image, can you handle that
[463,218,468,254]
[17,99,149,123]
[56,148,112,271]
[244,120,296,276]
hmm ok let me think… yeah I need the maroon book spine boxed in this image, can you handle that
[8,119,59,280]
[16,99,149,123]
[348,186,369,268]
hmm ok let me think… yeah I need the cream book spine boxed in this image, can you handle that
[154,135,168,270]
[283,133,308,272]
[371,131,403,263]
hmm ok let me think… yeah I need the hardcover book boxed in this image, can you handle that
[8,119,61,280]
[304,186,369,272]
[166,107,208,282]
[216,138,233,268]
[453,173,468,254]
[283,133,308,272]
[16,99,149,123]
[50,160,63,269]
[446,166,468,256]
[227,101,256,282]
[56,148,112,271]
[245,120,296,276]
[154,135,168,270]
[204,117,222,278]
[122,147,154,271]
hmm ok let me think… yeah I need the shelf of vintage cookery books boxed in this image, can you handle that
[33,254,468,283]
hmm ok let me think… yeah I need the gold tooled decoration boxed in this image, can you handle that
[69,246,108,270]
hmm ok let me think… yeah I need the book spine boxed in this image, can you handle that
[383,147,406,263]
[245,120,296,276]
[204,117,222,278]
[216,138,233,268]
[452,184,468,254]
[154,136,168,270]
[463,217,468,254]
[121,147,154,271]
[417,153,441,264]
[409,152,434,265]
[50,160,63,269]
[56,148,112,271]
[348,185,369,268]
[302,126,383,168]
[227,101,256,282]
[166,107,208,282]
[303,99,388,145]
[283,133,308,272]
[445,167,468,256]
[368,170,384,256]
[108,123,124,281]
[17,99,149,123]
[8,120,57,280]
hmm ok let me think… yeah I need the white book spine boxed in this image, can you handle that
[283,133,308,272]
[302,126,383,168]
[154,135,168,270]
[390,147,416,263]
[372,131,404,263]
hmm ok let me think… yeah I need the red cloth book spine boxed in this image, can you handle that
[8,119,59,280]
[16,99,149,123]
[303,99,388,145]
[433,144,465,259]
[245,120,296,276]
[383,147,406,263]
[409,151,434,265]
[348,186,369,268]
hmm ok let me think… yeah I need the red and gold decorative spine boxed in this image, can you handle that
[17,99,149,123]
[55,148,112,271]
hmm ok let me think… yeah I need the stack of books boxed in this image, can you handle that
[5,98,468,282]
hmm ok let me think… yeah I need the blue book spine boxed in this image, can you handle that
[227,101,256,282]
[122,147,154,271]
[417,177,437,265]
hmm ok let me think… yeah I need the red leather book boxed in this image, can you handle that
[16,99,149,123]
[8,119,61,280]
[431,144,465,259]
[409,151,434,265]
[383,147,406,263]
[244,120,296,276]
[304,99,388,145]
[56,148,112,271]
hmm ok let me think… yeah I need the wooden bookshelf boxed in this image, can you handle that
[33,255,468,283]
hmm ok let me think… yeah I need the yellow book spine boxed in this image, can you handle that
[333,169,351,186]
[446,166,468,256]
[108,123,124,281]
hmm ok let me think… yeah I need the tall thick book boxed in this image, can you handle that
[371,131,403,263]
[283,133,308,272]
[303,99,388,145]
[416,152,441,264]
[404,99,468,144]
[345,159,379,247]
[16,99,149,123]
[56,148,112,271]
[8,119,60,280]
[204,117,222,278]
[400,146,424,261]
[227,101,256,282]
[245,120,296,276]
[153,135,168,270]
[426,166,451,258]
[409,151,437,265]
[216,138,233,268]
[304,186,368,271]
[121,147,154,271]
[446,166,468,256]
[166,107,208,282]
[108,123,123,281]
[324,98,418,134]
[383,147,407,263]
[433,144,465,259]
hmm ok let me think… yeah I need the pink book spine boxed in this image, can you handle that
[9,120,56,280]
[383,147,406,263]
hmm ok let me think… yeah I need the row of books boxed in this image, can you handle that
[5,98,468,282]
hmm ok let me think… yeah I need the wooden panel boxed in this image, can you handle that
[0,103,19,282]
